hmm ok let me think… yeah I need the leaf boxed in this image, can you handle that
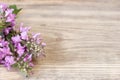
[9,43,14,52]
[0,26,4,31]
[9,5,22,15]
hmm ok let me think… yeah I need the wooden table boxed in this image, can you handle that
[0,0,120,80]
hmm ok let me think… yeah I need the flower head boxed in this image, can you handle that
[5,9,14,17]
[21,31,28,40]
[0,3,8,12]
[23,54,32,62]
[16,43,25,57]
[4,27,12,35]
[4,56,16,70]
[6,14,15,23]
[20,23,30,32]
[12,35,21,43]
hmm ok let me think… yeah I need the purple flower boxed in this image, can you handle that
[0,48,6,60]
[3,47,11,55]
[20,31,28,40]
[29,62,34,67]
[0,47,12,60]
[0,3,8,12]
[0,40,9,47]
[41,42,46,47]
[20,23,30,32]
[6,14,15,23]
[23,54,32,62]
[32,33,42,44]
[4,27,12,35]
[12,35,21,43]
[19,23,30,40]
[5,9,14,17]
[32,33,40,40]
[4,56,15,70]
[11,20,15,26]
[16,43,25,57]
[0,40,11,62]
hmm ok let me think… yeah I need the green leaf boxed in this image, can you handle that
[9,4,22,15]
[0,26,4,31]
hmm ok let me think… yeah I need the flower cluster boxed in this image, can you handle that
[0,3,46,76]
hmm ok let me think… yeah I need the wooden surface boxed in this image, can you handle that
[1,0,120,80]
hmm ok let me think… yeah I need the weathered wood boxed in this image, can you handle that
[0,0,120,80]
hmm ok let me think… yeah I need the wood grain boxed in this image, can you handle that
[0,0,120,80]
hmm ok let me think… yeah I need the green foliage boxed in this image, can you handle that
[9,5,22,15]
[0,26,4,30]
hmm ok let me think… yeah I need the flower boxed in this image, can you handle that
[0,48,6,60]
[0,3,8,12]
[23,54,32,62]
[0,3,46,76]
[20,31,28,40]
[41,42,46,47]
[0,47,12,61]
[4,27,12,35]
[5,9,14,17]
[12,35,21,43]
[32,33,42,44]
[0,40,9,47]
[32,33,40,40]
[4,56,16,70]
[6,14,15,23]
[29,62,34,67]
[0,47,11,54]
[20,23,30,32]
[16,43,25,57]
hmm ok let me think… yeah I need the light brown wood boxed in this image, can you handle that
[1,0,120,80]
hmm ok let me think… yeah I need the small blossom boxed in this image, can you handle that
[29,62,34,67]
[6,14,15,23]
[20,31,28,40]
[32,33,40,40]
[4,27,12,35]
[20,23,30,32]
[4,56,16,70]
[0,3,7,12]
[23,54,32,62]
[5,9,14,17]
[41,42,46,47]
[12,35,21,43]
[16,43,25,57]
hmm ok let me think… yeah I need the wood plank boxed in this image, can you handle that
[0,0,120,80]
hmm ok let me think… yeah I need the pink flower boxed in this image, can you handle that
[20,23,30,32]
[32,33,40,40]
[0,47,12,61]
[12,35,21,43]
[4,56,16,70]
[16,43,25,57]
[32,33,42,44]
[29,62,34,67]
[19,23,30,40]
[0,49,6,60]
[41,42,46,47]
[4,27,12,35]
[5,9,14,17]
[23,54,32,62]
[6,14,15,23]
[0,3,8,12]
[20,31,28,40]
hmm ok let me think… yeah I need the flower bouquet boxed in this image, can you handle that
[0,3,46,76]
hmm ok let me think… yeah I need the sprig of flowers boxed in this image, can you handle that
[0,3,46,76]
